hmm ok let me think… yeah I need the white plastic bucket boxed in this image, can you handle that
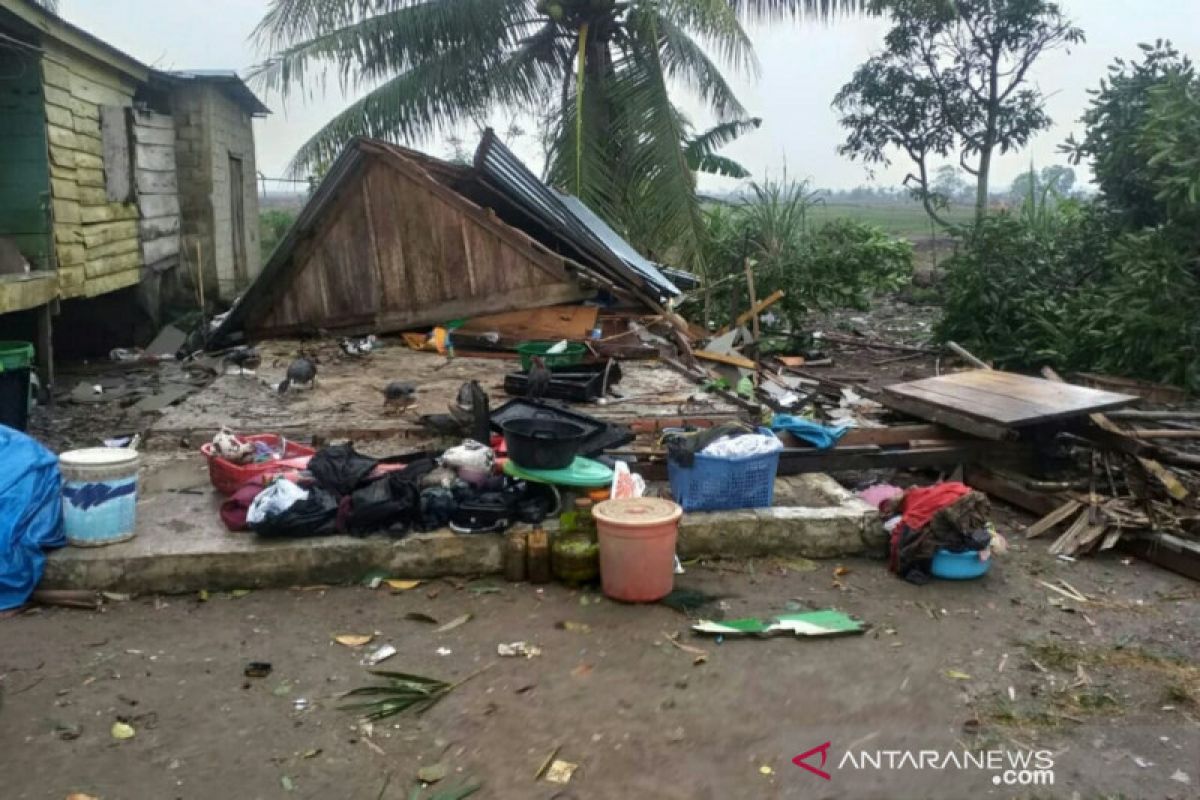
[59,448,140,546]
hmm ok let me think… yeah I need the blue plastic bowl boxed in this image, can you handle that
[930,548,991,580]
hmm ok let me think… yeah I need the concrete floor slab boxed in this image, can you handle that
[41,474,880,594]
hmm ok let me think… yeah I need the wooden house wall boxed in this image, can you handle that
[131,109,180,270]
[41,39,142,299]
[254,158,587,336]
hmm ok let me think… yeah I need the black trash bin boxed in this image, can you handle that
[0,341,33,432]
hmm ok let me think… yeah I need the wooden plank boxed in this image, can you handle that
[878,390,1014,440]
[885,369,1136,429]
[774,442,1032,475]
[1071,372,1188,405]
[1119,533,1200,582]
[731,288,784,333]
[836,424,957,447]
[458,305,599,342]
[83,266,140,297]
[80,203,137,224]
[695,350,756,370]
[1024,499,1085,539]
[962,465,1067,516]
[99,105,132,202]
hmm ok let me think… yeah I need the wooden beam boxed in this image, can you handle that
[720,288,784,335]
[1119,533,1200,582]
[962,465,1066,516]
[695,349,756,370]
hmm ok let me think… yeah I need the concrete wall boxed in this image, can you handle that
[172,83,261,304]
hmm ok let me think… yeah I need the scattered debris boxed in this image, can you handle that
[497,642,542,659]
[416,763,449,784]
[544,759,578,785]
[362,645,398,666]
[110,721,135,740]
[693,610,865,638]
[244,662,272,678]
[341,664,494,721]
[334,634,374,648]
[435,614,472,634]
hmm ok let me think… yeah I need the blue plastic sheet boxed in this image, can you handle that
[0,425,65,610]
[770,415,850,451]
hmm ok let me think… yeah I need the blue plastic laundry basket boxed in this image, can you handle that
[668,428,781,512]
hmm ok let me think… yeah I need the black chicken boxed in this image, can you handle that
[223,346,261,375]
[382,381,417,413]
[278,356,317,393]
[526,355,551,400]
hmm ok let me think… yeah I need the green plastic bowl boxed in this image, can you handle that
[516,341,586,371]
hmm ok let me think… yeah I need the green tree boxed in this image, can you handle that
[835,0,1083,226]
[1063,42,1199,229]
[252,0,864,261]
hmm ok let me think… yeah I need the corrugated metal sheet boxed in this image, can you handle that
[473,129,680,302]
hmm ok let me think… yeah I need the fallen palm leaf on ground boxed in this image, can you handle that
[341,664,494,721]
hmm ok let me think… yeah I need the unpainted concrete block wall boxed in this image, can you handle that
[172,84,261,304]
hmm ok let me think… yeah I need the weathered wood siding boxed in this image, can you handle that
[41,39,142,298]
[253,157,587,337]
[132,109,180,271]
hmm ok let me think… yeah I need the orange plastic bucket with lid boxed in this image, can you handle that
[593,497,683,602]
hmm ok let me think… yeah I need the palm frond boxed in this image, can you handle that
[691,153,752,177]
[726,0,870,23]
[652,11,748,120]
[251,0,535,99]
[685,117,761,159]
[658,0,758,75]
[283,44,504,172]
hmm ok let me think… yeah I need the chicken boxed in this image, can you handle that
[382,380,417,413]
[340,334,377,357]
[277,356,317,393]
[223,346,261,375]
[526,355,551,400]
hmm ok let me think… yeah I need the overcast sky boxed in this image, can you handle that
[61,1,1200,193]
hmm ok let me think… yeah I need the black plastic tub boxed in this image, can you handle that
[501,418,587,470]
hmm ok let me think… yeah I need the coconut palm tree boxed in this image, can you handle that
[253,0,863,260]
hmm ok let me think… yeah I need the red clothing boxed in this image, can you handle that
[899,482,972,532]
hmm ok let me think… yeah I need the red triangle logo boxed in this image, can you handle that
[792,741,832,780]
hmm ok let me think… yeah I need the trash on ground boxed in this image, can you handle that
[362,644,398,666]
[416,762,449,784]
[692,610,865,638]
[244,661,272,678]
[435,613,472,633]
[334,633,374,648]
[110,721,136,740]
[497,641,542,659]
[544,759,578,785]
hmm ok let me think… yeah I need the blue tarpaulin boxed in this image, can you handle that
[0,425,64,609]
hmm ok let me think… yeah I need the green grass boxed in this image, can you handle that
[804,202,974,238]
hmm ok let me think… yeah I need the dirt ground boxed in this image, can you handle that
[3,530,1198,800]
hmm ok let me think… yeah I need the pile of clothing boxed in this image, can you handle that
[865,481,1006,584]
[221,441,554,539]
[664,422,783,466]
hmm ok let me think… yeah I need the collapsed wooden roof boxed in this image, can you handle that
[211,133,680,346]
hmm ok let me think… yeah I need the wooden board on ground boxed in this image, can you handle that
[457,304,598,342]
[881,369,1137,438]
